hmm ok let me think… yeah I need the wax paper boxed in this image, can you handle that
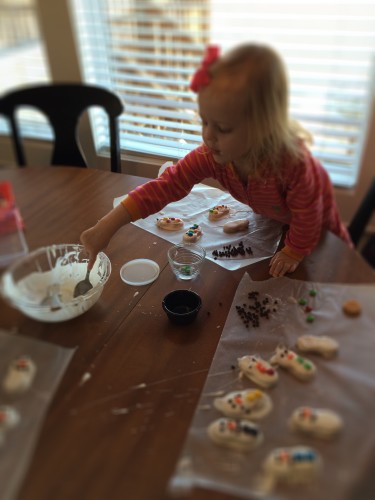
[0,330,75,500]
[114,184,283,271]
[168,273,375,499]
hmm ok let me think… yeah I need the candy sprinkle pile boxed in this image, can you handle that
[212,241,253,259]
[236,291,279,328]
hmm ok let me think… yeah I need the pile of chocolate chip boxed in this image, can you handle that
[236,291,279,328]
[212,241,253,259]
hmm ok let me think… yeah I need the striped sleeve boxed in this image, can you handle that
[121,146,215,220]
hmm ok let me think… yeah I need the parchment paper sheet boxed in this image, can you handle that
[0,330,75,500]
[169,273,375,499]
[114,184,283,270]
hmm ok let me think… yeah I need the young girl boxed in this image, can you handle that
[80,43,351,277]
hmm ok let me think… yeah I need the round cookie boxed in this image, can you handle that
[156,217,184,231]
[207,417,263,452]
[289,406,343,439]
[238,354,279,388]
[213,388,272,420]
[342,299,362,317]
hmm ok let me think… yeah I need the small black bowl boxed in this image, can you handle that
[162,290,202,325]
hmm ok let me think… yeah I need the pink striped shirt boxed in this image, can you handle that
[122,144,351,257]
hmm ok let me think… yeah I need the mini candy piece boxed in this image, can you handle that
[156,216,184,231]
[208,205,230,221]
[213,388,273,420]
[342,299,362,317]
[2,356,37,394]
[207,417,263,452]
[309,289,317,297]
[223,218,249,234]
[262,446,321,484]
[238,354,279,388]
[269,346,316,382]
[0,405,21,432]
[289,406,343,439]
[296,334,339,359]
[183,224,202,243]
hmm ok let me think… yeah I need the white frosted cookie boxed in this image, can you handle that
[238,355,279,388]
[183,224,202,243]
[0,405,20,431]
[156,216,184,231]
[214,388,272,420]
[207,417,263,452]
[223,219,249,234]
[289,406,343,439]
[262,446,321,484]
[297,335,339,359]
[3,356,37,394]
[208,205,230,221]
[270,346,316,381]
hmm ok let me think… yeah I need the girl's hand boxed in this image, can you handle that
[269,251,301,277]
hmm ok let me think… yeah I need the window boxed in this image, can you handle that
[0,0,51,138]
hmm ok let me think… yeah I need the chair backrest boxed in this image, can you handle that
[348,178,375,247]
[0,83,124,173]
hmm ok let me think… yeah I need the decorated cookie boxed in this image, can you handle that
[156,217,184,231]
[296,335,339,359]
[342,299,362,317]
[207,417,263,452]
[223,219,249,234]
[183,224,202,243]
[0,405,20,432]
[2,356,37,394]
[289,406,343,439]
[262,446,321,485]
[238,354,279,388]
[213,388,272,420]
[208,205,230,221]
[270,346,316,382]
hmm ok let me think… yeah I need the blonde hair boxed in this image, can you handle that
[210,43,311,176]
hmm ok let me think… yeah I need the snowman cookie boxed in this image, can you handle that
[208,205,230,221]
[297,335,339,359]
[207,417,263,452]
[156,217,184,231]
[0,405,20,432]
[183,224,202,243]
[270,346,316,382]
[213,388,272,420]
[238,354,279,388]
[289,406,343,439]
[262,446,321,485]
[2,356,37,394]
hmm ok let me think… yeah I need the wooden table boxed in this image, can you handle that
[1,167,374,500]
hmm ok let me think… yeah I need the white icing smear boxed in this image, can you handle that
[1,245,111,322]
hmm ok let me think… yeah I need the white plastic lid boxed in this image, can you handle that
[120,259,160,286]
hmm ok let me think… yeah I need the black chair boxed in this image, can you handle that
[348,178,375,267]
[0,83,124,173]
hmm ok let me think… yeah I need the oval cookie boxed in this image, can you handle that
[289,406,343,439]
[213,388,272,420]
[207,417,263,452]
[238,354,279,388]
[183,224,202,243]
[156,217,184,231]
[208,205,230,221]
[223,219,249,234]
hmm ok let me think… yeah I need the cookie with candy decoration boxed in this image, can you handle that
[156,216,184,231]
[208,205,230,221]
[289,406,343,439]
[207,417,263,452]
[183,224,202,243]
[269,345,316,382]
[238,354,279,388]
[2,355,37,394]
[213,388,273,420]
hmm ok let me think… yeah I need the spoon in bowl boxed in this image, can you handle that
[73,267,93,298]
[40,283,62,311]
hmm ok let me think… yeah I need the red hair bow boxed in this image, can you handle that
[189,44,221,93]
